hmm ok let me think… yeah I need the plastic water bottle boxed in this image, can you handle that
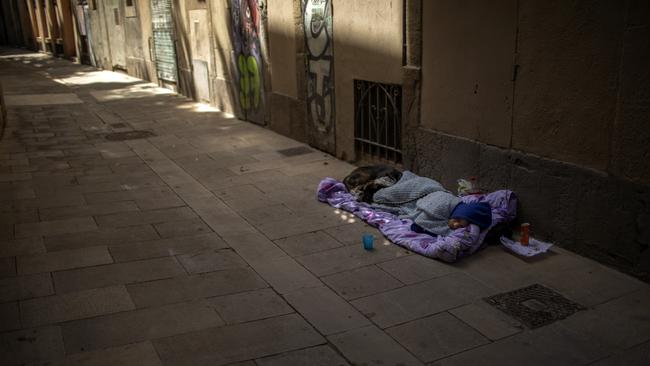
[458,176,482,196]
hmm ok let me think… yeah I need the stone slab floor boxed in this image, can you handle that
[1,48,649,366]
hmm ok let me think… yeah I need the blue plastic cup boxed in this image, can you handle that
[362,234,374,250]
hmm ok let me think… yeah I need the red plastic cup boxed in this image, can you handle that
[520,223,530,246]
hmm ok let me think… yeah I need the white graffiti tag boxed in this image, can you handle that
[303,0,334,133]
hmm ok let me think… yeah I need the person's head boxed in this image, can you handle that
[447,218,470,230]
[448,202,492,230]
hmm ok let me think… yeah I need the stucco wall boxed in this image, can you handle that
[266,0,307,142]
[87,4,111,69]
[124,1,148,80]
[137,0,156,83]
[268,0,298,99]
[608,0,650,185]
[332,0,403,160]
[513,0,625,171]
[421,0,516,148]
[209,0,237,114]
[102,0,127,69]
[420,0,644,175]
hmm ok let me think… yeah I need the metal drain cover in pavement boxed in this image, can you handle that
[484,284,585,329]
[105,130,155,141]
[277,146,314,157]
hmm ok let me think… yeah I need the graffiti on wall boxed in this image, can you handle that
[303,0,334,133]
[230,0,265,122]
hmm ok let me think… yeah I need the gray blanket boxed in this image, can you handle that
[372,171,460,236]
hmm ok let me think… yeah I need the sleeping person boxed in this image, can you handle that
[440,200,492,233]
[344,167,492,236]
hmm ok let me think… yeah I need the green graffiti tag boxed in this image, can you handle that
[237,54,261,111]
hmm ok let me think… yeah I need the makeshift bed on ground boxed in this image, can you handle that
[317,172,518,262]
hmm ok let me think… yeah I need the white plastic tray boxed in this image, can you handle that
[500,236,553,257]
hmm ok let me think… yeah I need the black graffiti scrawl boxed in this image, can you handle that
[303,0,335,136]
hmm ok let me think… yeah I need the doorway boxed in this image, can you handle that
[151,0,178,88]
[189,9,211,103]
[103,0,126,70]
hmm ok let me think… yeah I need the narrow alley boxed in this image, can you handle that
[1,48,649,365]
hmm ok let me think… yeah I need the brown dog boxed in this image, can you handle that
[343,165,402,203]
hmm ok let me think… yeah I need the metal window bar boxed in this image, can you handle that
[354,80,402,163]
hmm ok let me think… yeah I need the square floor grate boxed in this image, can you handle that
[277,146,314,157]
[484,284,585,329]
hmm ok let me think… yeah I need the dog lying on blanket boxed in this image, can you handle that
[342,165,403,203]
[343,166,492,235]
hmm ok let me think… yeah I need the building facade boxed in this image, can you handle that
[2,0,649,279]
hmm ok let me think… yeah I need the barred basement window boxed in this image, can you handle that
[354,80,403,163]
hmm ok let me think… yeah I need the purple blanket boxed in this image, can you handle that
[317,177,517,262]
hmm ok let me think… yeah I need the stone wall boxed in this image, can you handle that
[414,0,650,279]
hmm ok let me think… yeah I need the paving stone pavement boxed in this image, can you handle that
[1,48,649,365]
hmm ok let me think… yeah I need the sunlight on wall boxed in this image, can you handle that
[334,0,403,62]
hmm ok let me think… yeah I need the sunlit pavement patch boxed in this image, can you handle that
[53,70,142,86]
[89,84,175,102]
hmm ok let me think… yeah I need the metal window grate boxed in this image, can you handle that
[151,0,177,83]
[354,80,402,163]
